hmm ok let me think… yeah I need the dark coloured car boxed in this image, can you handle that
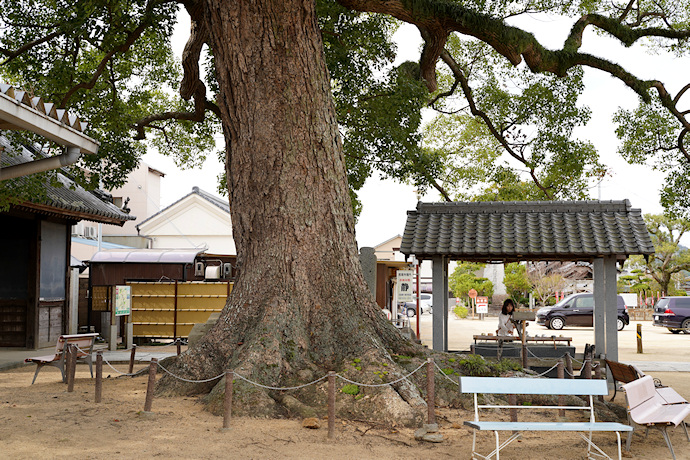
[652,297,690,334]
[536,293,629,331]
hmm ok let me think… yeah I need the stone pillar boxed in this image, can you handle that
[359,247,377,300]
[432,256,448,351]
[605,256,619,362]
[593,257,605,357]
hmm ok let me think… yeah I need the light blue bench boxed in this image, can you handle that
[460,376,632,460]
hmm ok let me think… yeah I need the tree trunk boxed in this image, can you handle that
[158,0,424,423]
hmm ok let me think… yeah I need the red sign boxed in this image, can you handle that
[468,289,478,299]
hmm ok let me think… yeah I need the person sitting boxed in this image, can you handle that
[497,299,517,336]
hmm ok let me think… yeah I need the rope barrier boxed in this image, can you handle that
[433,360,460,386]
[156,361,226,384]
[335,361,427,388]
[233,373,327,391]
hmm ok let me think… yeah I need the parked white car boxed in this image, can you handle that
[402,293,433,317]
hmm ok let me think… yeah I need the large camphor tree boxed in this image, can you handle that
[2,0,690,421]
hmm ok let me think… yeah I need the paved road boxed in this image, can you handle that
[409,313,690,371]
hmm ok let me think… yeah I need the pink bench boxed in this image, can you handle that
[24,333,98,384]
[623,375,690,459]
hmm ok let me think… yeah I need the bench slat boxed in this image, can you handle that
[460,376,608,396]
[464,421,632,432]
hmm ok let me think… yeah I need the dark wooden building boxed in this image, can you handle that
[0,138,134,348]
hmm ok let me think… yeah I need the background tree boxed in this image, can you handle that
[617,269,653,296]
[630,214,690,295]
[528,266,568,306]
[448,262,494,300]
[2,0,690,423]
[504,262,532,305]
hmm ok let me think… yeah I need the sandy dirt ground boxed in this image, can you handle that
[2,363,689,459]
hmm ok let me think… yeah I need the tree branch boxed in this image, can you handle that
[0,30,62,65]
[435,43,554,199]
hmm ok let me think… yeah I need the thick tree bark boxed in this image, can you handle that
[159,0,423,422]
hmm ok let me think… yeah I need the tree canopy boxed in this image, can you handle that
[627,214,690,295]
[1,0,689,214]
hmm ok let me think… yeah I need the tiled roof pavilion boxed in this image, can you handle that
[400,200,655,359]
[401,200,655,263]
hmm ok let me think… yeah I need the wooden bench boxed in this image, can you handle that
[460,376,632,460]
[24,333,99,384]
[622,375,690,459]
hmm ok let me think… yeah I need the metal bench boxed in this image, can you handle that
[460,376,632,460]
[604,359,664,401]
[622,375,690,459]
[24,333,99,384]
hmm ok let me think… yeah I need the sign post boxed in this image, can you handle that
[476,296,489,321]
[395,270,413,326]
[114,285,132,349]
[468,289,478,318]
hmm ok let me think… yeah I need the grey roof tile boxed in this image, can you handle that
[0,136,134,224]
[401,200,655,261]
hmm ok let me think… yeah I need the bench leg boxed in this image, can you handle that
[578,432,615,460]
[30,363,44,384]
[659,425,676,460]
[683,421,689,442]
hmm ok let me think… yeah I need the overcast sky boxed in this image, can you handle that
[143,11,688,248]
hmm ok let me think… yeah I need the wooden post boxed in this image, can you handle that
[67,344,77,392]
[223,369,233,429]
[426,358,436,425]
[143,358,158,412]
[582,360,592,379]
[95,351,103,403]
[637,323,643,354]
[128,344,137,375]
[521,320,527,368]
[594,363,603,402]
[509,394,517,422]
[327,371,336,439]
[64,343,72,384]
[557,360,565,417]
[565,353,573,379]
[470,343,475,355]
[176,339,181,356]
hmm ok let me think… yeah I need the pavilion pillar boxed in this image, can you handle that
[432,256,448,351]
[604,256,619,362]
[593,257,605,357]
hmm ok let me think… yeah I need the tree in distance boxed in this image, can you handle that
[2,0,690,422]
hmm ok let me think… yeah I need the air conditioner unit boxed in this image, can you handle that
[85,227,98,239]
[71,222,83,236]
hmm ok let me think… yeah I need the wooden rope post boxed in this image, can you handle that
[426,358,436,425]
[582,359,592,379]
[143,358,158,412]
[176,339,181,356]
[594,363,603,402]
[223,369,233,429]
[565,353,574,379]
[327,371,336,439]
[64,344,72,385]
[557,360,565,417]
[128,345,137,374]
[67,344,77,392]
[95,351,103,403]
[637,323,643,354]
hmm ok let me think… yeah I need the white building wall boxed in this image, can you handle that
[102,162,164,236]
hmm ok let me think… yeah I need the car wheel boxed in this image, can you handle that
[405,307,416,318]
[670,329,681,334]
[682,319,690,334]
[549,317,565,330]
[617,318,625,331]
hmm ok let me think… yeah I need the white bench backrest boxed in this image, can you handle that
[56,333,98,358]
[459,376,608,396]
